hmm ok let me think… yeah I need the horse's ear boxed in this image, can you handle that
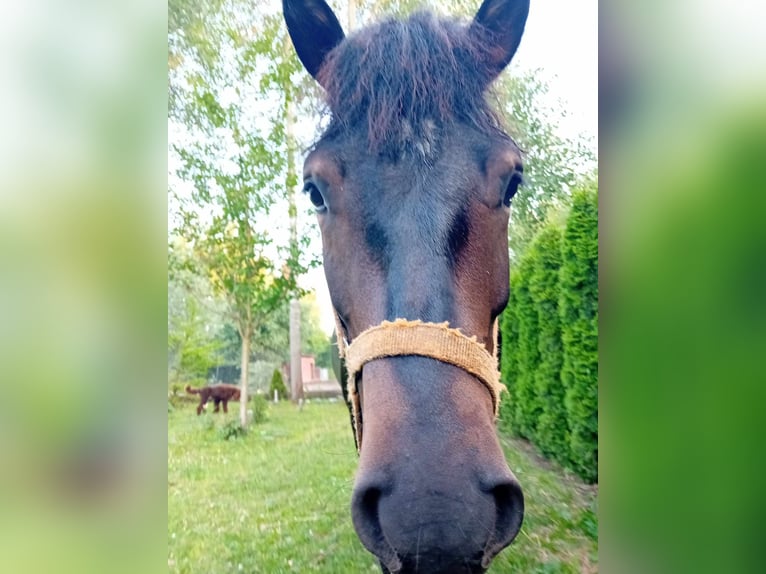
[469,0,530,81]
[283,0,345,87]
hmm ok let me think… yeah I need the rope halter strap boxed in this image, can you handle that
[336,318,505,452]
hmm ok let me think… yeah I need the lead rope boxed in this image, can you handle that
[333,311,504,452]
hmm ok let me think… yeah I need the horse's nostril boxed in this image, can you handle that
[351,483,401,572]
[482,478,525,568]
[358,486,382,534]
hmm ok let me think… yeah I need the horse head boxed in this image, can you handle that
[284,1,529,571]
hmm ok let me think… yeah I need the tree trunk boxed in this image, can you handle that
[284,57,304,405]
[290,297,303,402]
[239,331,250,428]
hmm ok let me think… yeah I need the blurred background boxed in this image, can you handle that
[600,1,766,573]
[0,0,764,573]
[0,1,166,573]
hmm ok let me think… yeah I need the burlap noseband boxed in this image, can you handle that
[334,316,505,451]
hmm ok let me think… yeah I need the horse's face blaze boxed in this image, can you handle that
[284,1,530,571]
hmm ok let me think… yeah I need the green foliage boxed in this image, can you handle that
[497,71,596,259]
[168,382,198,409]
[213,322,242,364]
[529,225,568,464]
[218,417,247,440]
[513,251,542,440]
[170,0,322,431]
[249,393,269,425]
[167,293,221,385]
[168,0,227,117]
[268,369,288,400]
[498,272,521,435]
[222,292,332,370]
[578,504,598,541]
[214,395,269,439]
[301,292,333,369]
[499,178,598,483]
[559,185,598,482]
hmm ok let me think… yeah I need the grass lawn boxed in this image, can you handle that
[168,400,597,573]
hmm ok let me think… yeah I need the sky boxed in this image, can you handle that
[512,0,597,148]
[307,0,598,335]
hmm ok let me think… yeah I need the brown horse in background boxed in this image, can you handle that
[284,0,530,572]
[185,384,240,416]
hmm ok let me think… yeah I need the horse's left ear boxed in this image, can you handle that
[469,0,530,81]
[283,0,345,88]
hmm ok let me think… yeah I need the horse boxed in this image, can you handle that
[185,383,241,415]
[284,1,529,572]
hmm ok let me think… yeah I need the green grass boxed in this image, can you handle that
[168,401,597,573]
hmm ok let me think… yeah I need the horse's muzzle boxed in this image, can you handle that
[351,466,524,573]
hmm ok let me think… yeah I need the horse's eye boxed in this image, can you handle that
[503,172,523,207]
[303,180,327,213]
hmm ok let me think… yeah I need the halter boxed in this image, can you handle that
[334,315,505,451]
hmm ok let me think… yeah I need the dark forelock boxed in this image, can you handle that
[317,11,507,156]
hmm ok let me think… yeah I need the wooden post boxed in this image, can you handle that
[239,332,250,427]
[284,33,303,405]
[290,298,304,402]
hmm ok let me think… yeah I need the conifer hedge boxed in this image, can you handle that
[529,225,569,465]
[559,187,598,482]
[498,271,520,435]
[499,184,598,482]
[513,252,541,440]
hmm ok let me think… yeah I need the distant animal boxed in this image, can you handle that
[284,0,530,571]
[185,384,241,415]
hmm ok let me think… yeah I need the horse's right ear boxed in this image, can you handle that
[283,0,345,88]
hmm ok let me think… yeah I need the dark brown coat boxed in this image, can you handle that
[185,384,241,415]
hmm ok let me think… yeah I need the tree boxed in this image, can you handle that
[171,1,319,426]
[168,239,226,388]
[172,83,301,428]
[174,190,297,429]
[495,71,596,259]
[168,288,221,389]
[269,368,289,400]
[512,251,541,439]
[559,183,598,482]
[300,292,333,369]
[498,270,522,435]
[529,224,568,463]
[498,174,598,478]
[168,0,229,121]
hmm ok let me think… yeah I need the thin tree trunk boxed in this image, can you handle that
[284,43,303,404]
[239,331,250,428]
[290,297,303,402]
